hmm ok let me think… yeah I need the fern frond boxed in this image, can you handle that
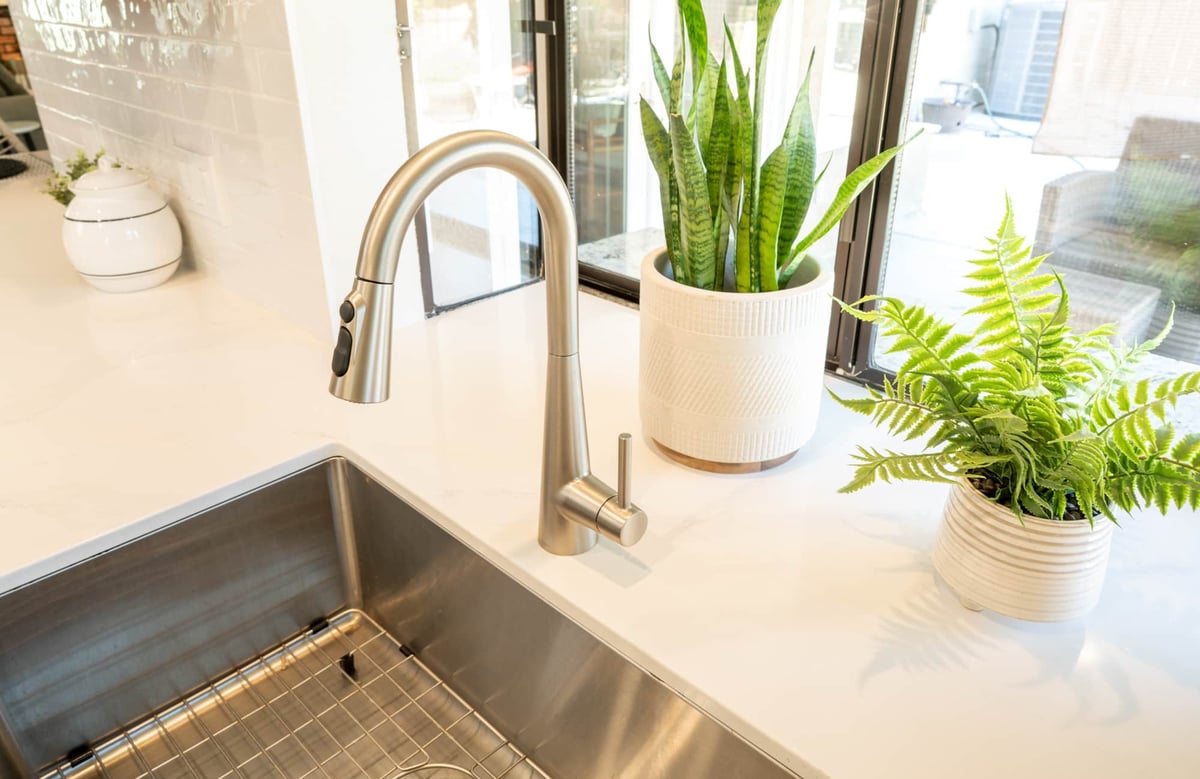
[1107,456,1200,514]
[830,377,946,442]
[962,196,1058,350]
[1082,307,1175,407]
[864,298,979,389]
[839,447,963,493]
[1093,372,1200,450]
[1037,435,1108,519]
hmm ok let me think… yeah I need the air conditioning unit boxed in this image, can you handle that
[989,1,1066,120]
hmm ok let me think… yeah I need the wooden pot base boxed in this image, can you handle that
[653,439,798,474]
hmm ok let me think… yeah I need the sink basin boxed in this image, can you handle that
[0,458,797,778]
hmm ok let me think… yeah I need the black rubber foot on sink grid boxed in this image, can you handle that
[65,743,94,767]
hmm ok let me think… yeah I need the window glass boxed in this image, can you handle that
[570,0,869,285]
[868,0,1200,408]
[409,0,541,309]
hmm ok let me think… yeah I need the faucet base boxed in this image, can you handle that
[538,525,598,556]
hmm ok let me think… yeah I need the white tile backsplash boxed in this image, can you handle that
[10,0,330,338]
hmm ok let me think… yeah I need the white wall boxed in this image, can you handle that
[10,0,331,339]
[284,1,425,331]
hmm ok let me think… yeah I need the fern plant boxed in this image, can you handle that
[640,0,914,293]
[834,199,1200,523]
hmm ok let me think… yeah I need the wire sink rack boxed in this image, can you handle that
[42,610,550,779]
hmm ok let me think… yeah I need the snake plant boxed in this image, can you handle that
[834,199,1200,523]
[640,0,912,293]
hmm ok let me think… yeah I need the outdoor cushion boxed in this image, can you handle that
[1049,228,1200,310]
[1111,157,1200,247]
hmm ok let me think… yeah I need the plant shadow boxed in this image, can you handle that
[857,539,1142,727]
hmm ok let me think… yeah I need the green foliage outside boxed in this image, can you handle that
[834,199,1200,524]
[640,0,915,293]
[44,149,115,207]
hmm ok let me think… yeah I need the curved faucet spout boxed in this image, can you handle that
[358,130,578,357]
[327,130,647,556]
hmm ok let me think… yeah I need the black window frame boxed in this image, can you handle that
[828,0,917,384]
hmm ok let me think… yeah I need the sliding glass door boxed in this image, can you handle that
[406,0,543,312]
[837,0,1200,394]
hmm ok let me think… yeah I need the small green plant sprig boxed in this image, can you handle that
[640,0,916,293]
[833,198,1200,523]
[44,149,115,206]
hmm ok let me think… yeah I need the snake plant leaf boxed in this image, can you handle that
[718,125,739,290]
[650,37,671,111]
[780,131,922,286]
[722,27,748,231]
[736,186,754,291]
[693,55,721,155]
[703,57,733,219]
[723,23,751,202]
[757,52,815,289]
[641,98,686,284]
[722,106,742,222]
[724,21,750,161]
[670,113,715,290]
[748,0,783,266]
[756,144,787,290]
[773,52,818,267]
[725,22,754,291]
[669,28,684,114]
[678,0,708,106]
[752,0,783,126]
[713,194,731,290]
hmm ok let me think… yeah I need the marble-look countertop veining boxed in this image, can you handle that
[2,176,1198,779]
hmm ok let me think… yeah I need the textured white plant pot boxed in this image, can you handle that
[933,479,1114,622]
[639,248,833,469]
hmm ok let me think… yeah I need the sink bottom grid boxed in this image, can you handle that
[42,609,549,779]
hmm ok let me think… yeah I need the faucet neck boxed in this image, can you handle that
[355,131,579,357]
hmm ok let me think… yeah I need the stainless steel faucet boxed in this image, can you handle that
[328,130,647,556]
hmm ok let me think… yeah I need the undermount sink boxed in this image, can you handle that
[0,458,798,778]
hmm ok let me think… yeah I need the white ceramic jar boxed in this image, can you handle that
[62,162,182,292]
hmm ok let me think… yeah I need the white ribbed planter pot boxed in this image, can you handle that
[933,479,1114,622]
[639,248,833,471]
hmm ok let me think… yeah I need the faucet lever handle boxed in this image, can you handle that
[617,433,633,509]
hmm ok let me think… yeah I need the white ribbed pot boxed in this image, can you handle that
[639,248,833,472]
[933,479,1114,622]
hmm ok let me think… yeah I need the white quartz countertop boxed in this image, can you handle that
[2,177,1199,779]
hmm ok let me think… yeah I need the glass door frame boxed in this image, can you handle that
[828,0,920,384]
[395,0,563,317]
[560,0,643,301]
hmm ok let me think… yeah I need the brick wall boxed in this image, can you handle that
[0,7,23,73]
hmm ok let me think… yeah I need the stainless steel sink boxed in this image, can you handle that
[0,458,798,778]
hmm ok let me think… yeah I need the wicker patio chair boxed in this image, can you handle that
[0,115,29,155]
[1034,116,1200,360]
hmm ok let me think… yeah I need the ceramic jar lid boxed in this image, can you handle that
[65,159,167,223]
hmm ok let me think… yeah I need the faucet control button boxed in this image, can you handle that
[339,300,355,323]
[332,326,353,376]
